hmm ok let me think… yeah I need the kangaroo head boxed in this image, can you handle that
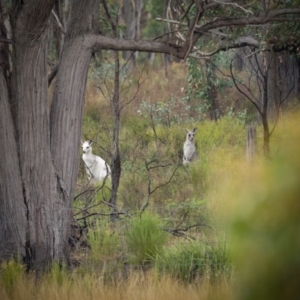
[185,128,197,142]
[81,140,93,154]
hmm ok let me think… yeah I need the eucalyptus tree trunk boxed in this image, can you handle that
[122,0,143,66]
[261,52,270,159]
[50,0,101,260]
[5,0,63,270]
[110,50,121,209]
[0,0,100,270]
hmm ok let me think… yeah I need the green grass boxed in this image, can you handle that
[125,212,168,265]
[75,62,300,299]
[155,236,230,282]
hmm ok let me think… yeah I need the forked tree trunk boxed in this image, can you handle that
[1,0,171,270]
[0,0,100,270]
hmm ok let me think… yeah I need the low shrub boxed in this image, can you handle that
[155,236,230,282]
[125,212,168,265]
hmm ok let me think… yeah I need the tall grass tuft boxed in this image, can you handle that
[87,219,122,280]
[155,236,230,282]
[0,259,26,299]
[125,212,168,265]
[47,261,68,286]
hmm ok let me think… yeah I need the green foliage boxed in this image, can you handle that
[125,212,168,265]
[0,259,25,297]
[88,220,120,263]
[196,116,245,152]
[226,117,300,300]
[98,2,123,38]
[164,197,207,228]
[143,0,165,38]
[138,96,193,126]
[184,54,232,119]
[48,262,68,286]
[155,237,230,282]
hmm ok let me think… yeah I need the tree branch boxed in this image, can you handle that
[0,36,12,43]
[183,0,204,60]
[196,9,300,37]
[84,7,300,60]
[51,9,65,34]
[85,33,183,57]
[141,162,180,212]
[191,36,259,58]
[164,223,212,239]
[230,58,262,115]
[212,0,254,14]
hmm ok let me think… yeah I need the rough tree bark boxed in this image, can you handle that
[110,50,121,209]
[0,47,26,262]
[0,0,100,270]
[10,0,66,270]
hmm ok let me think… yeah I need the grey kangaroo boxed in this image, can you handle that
[183,128,198,165]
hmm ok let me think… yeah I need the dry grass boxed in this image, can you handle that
[0,268,233,300]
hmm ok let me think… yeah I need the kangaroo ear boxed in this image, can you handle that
[89,140,93,145]
[81,139,84,145]
[184,129,189,133]
[192,128,197,133]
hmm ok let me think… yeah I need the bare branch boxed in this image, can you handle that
[51,9,65,34]
[212,0,254,14]
[0,36,12,43]
[86,33,182,57]
[141,161,180,212]
[84,8,300,59]
[196,9,300,35]
[156,17,227,37]
[164,223,212,239]
[102,200,131,217]
[191,36,260,58]
[229,58,262,115]
[183,1,204,60]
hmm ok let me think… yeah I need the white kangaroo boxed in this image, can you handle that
[81,140,111,184]
[183,128,198,165]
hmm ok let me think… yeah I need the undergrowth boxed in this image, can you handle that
[19,61,299,300]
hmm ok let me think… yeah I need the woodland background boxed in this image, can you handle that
[0,1,300,299]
